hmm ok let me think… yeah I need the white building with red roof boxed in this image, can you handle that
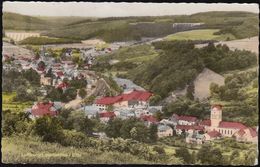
[99,111,116,123]
[140,115,159,127]
[94,90,153,110]
[200,104,258,143]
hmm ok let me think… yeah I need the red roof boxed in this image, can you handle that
[31,102,57,117]
[140,115,158,123]
[99,112,116,118]
[200,119,211,126]
[95,90,153,105]
[57,82,69,89]
[95,96,123,105]
[248,128,257,137]
[176,125,204,131]
[211,104,222,110]
[237,129,246,137]
[219,121,247,129]
[207,130,221,138]
[177,115,197,122]
[56,71,64,77]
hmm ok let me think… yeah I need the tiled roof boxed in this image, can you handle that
[219,121,247,129]
[207,130,221,138]
[57,82,69,89]
[95,90,153,105]
[99,112,116,118]
[176,125,204,131]
[237,128,258,138]
[200,119,211,126]
[31,102,58,117]
[95,96,123,105]
[177,115,197,122]
[237,129,246,137]
[140,115,158,123]
[248,127,257,137]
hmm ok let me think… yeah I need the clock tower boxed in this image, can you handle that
[210,104,222,127]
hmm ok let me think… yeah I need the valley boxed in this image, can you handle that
[2,8,259,165]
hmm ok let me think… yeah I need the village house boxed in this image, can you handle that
[93,90,153,110]
[157,124,173,138]
[175,125,204,135]
[28,101,63,119]
[80,105,101,118]
[56,82,69,92]
[160,119,176,126]
[186,131,205,144]
[233,127,258,143]
[140,115,158,127]
[148,106,163,115]
[170,114,197,125]
[99,111,116,123]
[204,130,222,141]
[114,108,136,120]
[40,74,52,86]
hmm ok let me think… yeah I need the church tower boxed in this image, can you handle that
[210,104,222,127]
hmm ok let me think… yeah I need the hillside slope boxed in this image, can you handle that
[3,12,52,31]
[3,11,258,42]
[193,68,225,100]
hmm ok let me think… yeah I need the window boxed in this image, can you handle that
[224,130,226,134]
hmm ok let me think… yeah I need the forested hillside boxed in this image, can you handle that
[126,41,257,98]
[3,11,258,42]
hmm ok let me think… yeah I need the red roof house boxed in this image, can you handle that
[177,115,197,122]
[95,90,153,105]
[57,82,69,90]
[56,71,64,77]
[140,115,158,124]
[99,111,116,118]
[31,102,58,118]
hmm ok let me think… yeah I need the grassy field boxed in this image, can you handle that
[1,136,151,164]
[165,29,235,41]
[2,92,33,112]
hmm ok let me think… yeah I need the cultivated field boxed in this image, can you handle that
[195,36,259,54]
[165,29,235,41]
[2,92,33,112]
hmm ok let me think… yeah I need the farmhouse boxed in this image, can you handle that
[157,124,173,138]
[29,101,62,119]
[170,114,197,125]
[99,111,116,123]
[94,90,153,110]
